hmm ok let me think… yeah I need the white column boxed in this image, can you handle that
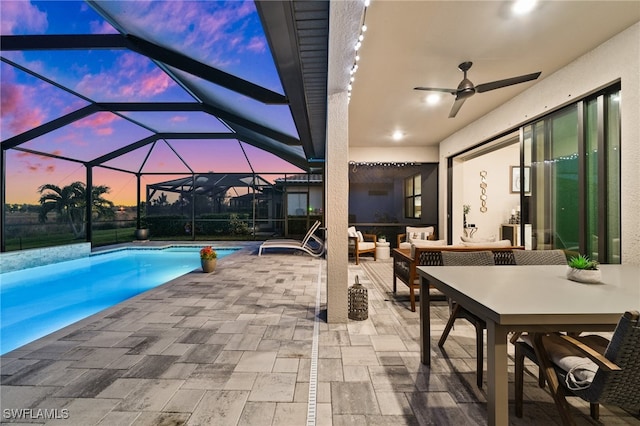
[326,92,349,323]
[325,1,363,323]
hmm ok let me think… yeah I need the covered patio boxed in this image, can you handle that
[3,244,636,425]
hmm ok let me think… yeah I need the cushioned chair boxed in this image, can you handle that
[515,311,640,424]
[438,250,495,388]
[397,226,435,249]
[348,226,376,265]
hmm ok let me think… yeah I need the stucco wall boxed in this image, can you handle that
[439,22,640,264]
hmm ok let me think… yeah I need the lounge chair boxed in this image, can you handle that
[258,220,325,257]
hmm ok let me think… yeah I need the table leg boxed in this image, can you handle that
[420,276,431,365]
[486,321,509,426]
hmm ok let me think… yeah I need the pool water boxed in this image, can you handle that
[0,247,235,355]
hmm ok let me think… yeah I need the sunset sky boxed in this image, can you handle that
[1,1,304,206]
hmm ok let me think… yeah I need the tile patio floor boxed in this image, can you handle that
[1,242,638,425]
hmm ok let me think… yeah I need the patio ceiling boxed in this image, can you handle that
[0,0,329,173]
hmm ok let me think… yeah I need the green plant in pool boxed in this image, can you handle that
[568,254,599,270]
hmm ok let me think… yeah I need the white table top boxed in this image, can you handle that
[417,264,640,327]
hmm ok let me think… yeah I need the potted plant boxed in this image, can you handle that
[566,254,601,283]
[378,234,387,243]
[200,246,217,273]
[135,201,149,240]
[463,204,471,228]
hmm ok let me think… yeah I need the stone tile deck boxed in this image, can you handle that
[1,243,638,425]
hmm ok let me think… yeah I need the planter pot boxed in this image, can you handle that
[201,259,217,273]
[135,228,149,240]
[566,267,601,284]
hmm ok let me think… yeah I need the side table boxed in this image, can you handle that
[375,241,390,260]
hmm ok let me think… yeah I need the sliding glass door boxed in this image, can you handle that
[522,84,621,262]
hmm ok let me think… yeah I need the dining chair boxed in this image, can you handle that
[512,249,567,265]
[438,250,495,388]
[510,248,568,387]
[514,311,640,425]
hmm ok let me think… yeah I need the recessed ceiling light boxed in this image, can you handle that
[512,0,537,15]
[426,93,441,105]
[392,130,403,141]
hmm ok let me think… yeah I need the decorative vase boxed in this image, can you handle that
[135,228,149,240]
[201,259,217,273]
[566,268,601,284]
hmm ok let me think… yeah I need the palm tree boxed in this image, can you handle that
[38,182,115,238]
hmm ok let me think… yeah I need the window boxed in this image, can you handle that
[405,174,422,219]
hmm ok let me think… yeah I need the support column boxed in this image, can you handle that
[326,91,349,323]
[325,0,364,323]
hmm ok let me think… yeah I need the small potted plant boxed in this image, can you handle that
[378,235,387,243]
[463,204,471,228]
[200,246,217,273]
[566,254,601,283]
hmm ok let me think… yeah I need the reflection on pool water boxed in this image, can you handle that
[0,246,236,355]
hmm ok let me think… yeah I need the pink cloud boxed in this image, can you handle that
[1,82,46,134]
[89,20,118,35]
[73,112,116,137]
[246,37,266,53]
[74,112,118,128]
[139,71,172,97]
[96,127,114,136]
[74,53,172,100]
[46,165,55,173]
[0,1,48,35]
[170,115,188,123]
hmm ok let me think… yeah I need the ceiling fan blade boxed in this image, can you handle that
[475,72,541,93]
[414,86,457,95]
[448,97,467,118]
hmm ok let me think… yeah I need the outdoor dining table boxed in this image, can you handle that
[417,264,640,426]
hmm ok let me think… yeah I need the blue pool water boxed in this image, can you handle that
[0,246,236,355]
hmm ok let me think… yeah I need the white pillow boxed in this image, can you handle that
[460,239,511,247]
[460,235,497,243]
[348,226,357,238]
[410,240,446,257]
[520,334,608,389]
[356,231,364,242]
[406,226,434,243]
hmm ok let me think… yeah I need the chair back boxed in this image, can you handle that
[586,311,640,410]
[440,250,495,266]
[513,249,567,265]
[301,220,321,246]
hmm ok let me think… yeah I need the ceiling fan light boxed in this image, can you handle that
[512,0,537,15]
[426,94,441,105]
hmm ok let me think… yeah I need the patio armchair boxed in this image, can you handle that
[397,225,436,249]
[514,311,640,425]
[348,226,376,265]
[438,250,495,388]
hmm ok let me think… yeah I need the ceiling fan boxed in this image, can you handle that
[414,61,541,118]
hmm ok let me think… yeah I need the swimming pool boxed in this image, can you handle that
[0,246,236,355]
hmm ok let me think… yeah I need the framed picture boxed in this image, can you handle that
[510,166,530,194]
